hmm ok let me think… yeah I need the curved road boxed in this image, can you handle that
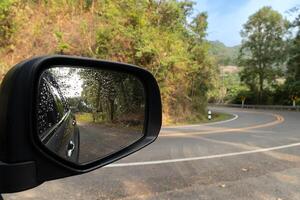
[4,107,300,200]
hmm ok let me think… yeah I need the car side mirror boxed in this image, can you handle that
[0,55,162,193]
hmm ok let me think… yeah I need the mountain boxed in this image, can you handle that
[208,40,240,66]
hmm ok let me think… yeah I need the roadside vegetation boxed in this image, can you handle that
[0,0,218,125]
[210,6,300,107]
[165,112,233,126]
[0,1,299,125]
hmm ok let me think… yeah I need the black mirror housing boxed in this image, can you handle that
[0,55,162,193]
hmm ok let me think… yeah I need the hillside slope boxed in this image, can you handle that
[209,40,240,66]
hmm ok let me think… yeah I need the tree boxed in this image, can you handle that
[80,69,145,123]
[186,12,218,113]
[0,0,217,124]
[286,8,300,83]
[285,7,300,105]
[238,7,289,103]
[91,0,216,123]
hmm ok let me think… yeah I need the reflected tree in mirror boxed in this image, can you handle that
[36,66,145,164]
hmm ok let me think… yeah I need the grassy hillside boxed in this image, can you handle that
[209,40,240,66]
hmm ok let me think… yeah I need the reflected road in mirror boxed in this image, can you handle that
[36,66,145,164]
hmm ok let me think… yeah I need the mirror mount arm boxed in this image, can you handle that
[0,161,40,193]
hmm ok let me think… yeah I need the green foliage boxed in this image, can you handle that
[273,7,300,105]
[287,36,300,82]
[75,112,94,123]
[0,0,15,47]
[287,81,300,98]
[208,68,248,104]
[190,12,208,41]
[80,69,145,124]
[208,41,240,66]
[238,6,289,104]
[89,0,217,123]
[0,0,218,124]
[286,13,300,84]
[54,30,70,54]
[223,73,247,102]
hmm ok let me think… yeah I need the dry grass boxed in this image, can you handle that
[0,3,99,83]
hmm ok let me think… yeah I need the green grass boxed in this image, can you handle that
[75,113,94,123]
[75,112,143,131]
[76,112,234,127]
[207,112,233,123]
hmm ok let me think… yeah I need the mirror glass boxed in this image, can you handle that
[36,66,145,164]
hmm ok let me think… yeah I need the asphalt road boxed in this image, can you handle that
[78,123,143,164]
[4,107,300,200]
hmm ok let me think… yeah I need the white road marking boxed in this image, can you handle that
[162,113,284,137]
[200,113,239,126]
[163,113,239,129]
[105,142,300,168]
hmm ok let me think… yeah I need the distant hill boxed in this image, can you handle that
[220,65,240,74]
[208,40,240,66]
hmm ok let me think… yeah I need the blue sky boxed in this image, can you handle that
[193,0,300,47]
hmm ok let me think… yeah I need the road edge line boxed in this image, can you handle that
[163,113,239,129]
[105,142,300,168]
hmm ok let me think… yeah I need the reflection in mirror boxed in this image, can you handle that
[36,66,145,164]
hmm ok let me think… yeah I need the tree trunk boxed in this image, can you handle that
[92,80,103,122]
[120,81,128,110]
[110,99,115,121]
[96,80,102,111]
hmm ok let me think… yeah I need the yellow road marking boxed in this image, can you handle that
[161,111,284,137]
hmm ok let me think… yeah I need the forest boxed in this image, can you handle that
[232,6,300,106]
[0,0,299,124]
